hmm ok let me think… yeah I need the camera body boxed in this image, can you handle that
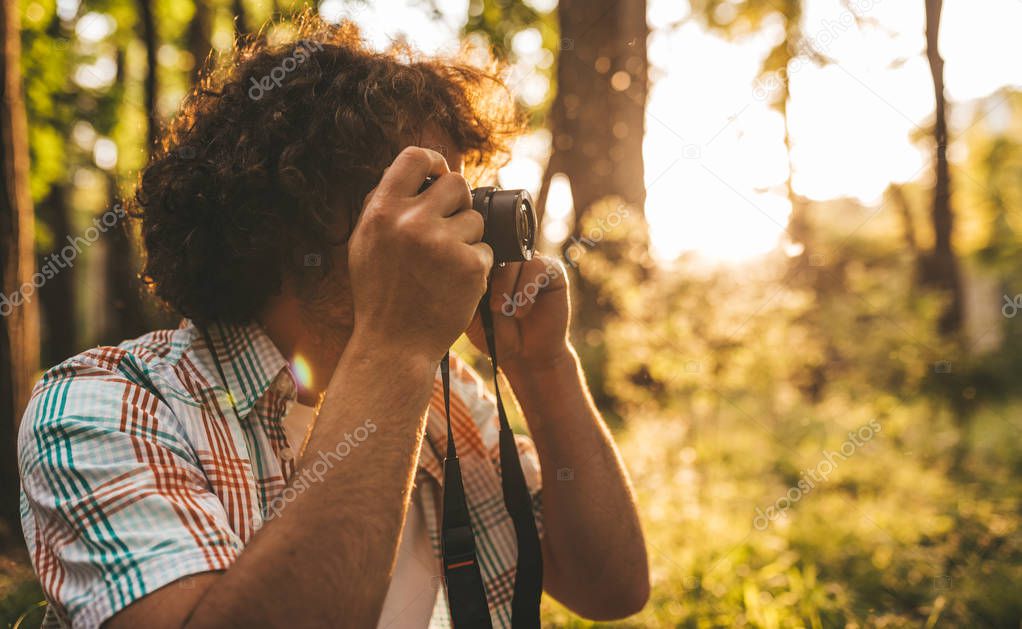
[419,177,537,263]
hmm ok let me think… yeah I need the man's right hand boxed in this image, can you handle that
[348,146,493,362]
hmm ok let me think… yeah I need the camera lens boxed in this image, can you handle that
[480,189,536,262]
[518,201,535,251]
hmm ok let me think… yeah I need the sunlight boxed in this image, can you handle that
[541,173,574,247]
[638,0,1022,263]
[337,0,1022,264]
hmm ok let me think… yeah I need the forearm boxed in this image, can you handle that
[185,339,436,628]
[503,346,649,617]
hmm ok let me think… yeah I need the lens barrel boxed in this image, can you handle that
[419,177,537,263]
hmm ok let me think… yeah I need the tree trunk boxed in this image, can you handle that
[552,0,647,231]
[0,0,39,538]
[188,0,213,84]
[233,0,249,36]
[36,186,76,365]
[138,0,159,152]
[779,50,809,252]
[103,52,149,344]
[924,0,963,335]
[548,0,648,408]
[889,184,918,255]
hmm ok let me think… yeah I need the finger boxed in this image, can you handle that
[377,146,449,198]
[511,257,565,319]
[422,172,473,218]
[536,255,569,291]
[444,207,485,244]
[468,242,494,276]
[488,261,523,316]
[362,186,379,212]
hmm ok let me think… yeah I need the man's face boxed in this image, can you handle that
[294,128,465,349]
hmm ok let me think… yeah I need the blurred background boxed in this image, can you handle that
[2,0,1022,626]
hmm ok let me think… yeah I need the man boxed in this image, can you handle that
[18,14,648,628]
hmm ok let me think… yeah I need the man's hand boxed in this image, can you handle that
[467,255,571,369]
[350,146,493,363]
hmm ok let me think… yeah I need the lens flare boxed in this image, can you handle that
[292,354,313,391]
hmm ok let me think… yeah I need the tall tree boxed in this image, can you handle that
[36,186,75,364]
[138,0,159,152]
[549,0,647,233]
[188,0,214,83]
[547,0,648,408]
[233,0,249,35]
[0,0,39,536]
[923,0,962,334]
[103,49,148,343]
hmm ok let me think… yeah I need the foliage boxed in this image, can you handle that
[462,0,559,122]
[540,400,1022,627]
[534,90,1022,626]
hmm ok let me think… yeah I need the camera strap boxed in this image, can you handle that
[439,285,543,629]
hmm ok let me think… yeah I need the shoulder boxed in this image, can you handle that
[18,326,198,471]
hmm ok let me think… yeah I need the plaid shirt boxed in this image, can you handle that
[18,320,543,628]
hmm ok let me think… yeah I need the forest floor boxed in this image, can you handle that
[3,397,1021,627]
[542,395,1022,627]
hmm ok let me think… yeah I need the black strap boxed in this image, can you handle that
[439,286,543,628]
[439,352,492,628]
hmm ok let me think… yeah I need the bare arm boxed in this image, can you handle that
[504,348,649,619]
[184,343,434,628]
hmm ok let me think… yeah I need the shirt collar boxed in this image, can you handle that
[186,319,296,420]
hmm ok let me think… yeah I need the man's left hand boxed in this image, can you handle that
[466,254,571,370]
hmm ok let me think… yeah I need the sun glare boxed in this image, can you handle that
[338,0,1022,264]
[292,354,314,391]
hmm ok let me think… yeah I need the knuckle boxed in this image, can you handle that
[465,209,484,236]
[360,205,388,230]
[399,145,426,159]
[398,146,429,169]
[477,244,494,272]
[415,226,447,256]
[397,211,422,233]
[440,173,471,200]
[444,171,468,187]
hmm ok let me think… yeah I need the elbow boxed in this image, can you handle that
[611,573,651,618]
[545,534,651,620]
[572,567,651,620]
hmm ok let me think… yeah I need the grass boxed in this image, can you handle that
[541,394,1022,628]
[0,552,44,628]
[4,396,1021,627]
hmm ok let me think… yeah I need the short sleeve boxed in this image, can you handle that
[18,354,243,629]
[449,354,544,538]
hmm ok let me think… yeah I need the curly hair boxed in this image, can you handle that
[132,12,522,325]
